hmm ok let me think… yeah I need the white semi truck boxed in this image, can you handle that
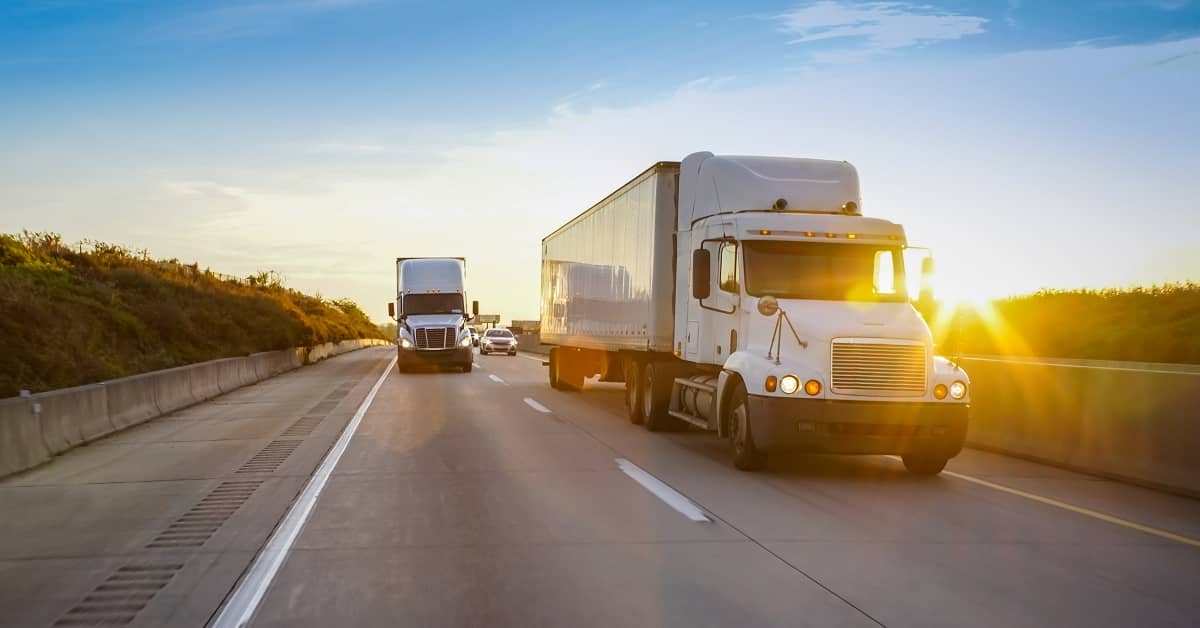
[539,152,970,473]
[388,257,478,373]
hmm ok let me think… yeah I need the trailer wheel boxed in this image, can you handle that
[901,453,948,476]
[727,380,766,471]
[624,359,644,425]
[641,362,679,432]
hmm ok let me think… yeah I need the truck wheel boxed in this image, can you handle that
[624,359,644,425]
[461,362,472,374]
[901,453,948,475]
[641,362,680,432]
[727,381,766,471]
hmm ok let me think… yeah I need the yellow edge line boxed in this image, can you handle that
[886,457,1200,548]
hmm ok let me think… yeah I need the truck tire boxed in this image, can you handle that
[901,453,948,476]
[461,362,472,374]
[726,380,766,471]
[624,359,644,425]
[641,362,680,432]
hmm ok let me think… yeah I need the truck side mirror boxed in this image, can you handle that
[387,302,395,319]
[472,300,480,317]
[692,249,711,300]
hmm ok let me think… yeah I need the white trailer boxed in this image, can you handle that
[540,152,971,474]
[388,257,478,373]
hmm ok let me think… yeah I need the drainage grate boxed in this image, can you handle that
[236,439,302,474]
[146,480,263,549]
[308,400,339,414]
[53,563,183,626]
[280,415,325,438]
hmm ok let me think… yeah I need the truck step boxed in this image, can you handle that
[673,377,715,393]
[668,410,709,429]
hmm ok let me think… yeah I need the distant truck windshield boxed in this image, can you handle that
[403,293,464,315]
[742,241,907,302]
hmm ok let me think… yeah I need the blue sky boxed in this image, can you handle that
[2,1,1198,321]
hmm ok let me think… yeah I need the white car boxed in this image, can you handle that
[480,328,518,356]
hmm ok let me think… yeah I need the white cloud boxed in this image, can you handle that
[777,1,987,61]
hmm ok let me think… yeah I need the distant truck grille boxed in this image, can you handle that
[830,340,926,396]
[415,327,454,350]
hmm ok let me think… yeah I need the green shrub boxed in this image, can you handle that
[0,232,383,396]
[931,283,1200,364]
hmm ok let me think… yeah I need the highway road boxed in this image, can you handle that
[2,347,1199,627]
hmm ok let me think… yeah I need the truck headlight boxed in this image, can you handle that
[779,375,800,394]
[459,336,472,348]
[949,381,967,400]
[399,338,413,349]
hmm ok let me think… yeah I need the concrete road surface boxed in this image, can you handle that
[2,346,1198,627]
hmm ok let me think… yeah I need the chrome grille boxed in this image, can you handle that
[831,340,926,396]
[415,327,453,350]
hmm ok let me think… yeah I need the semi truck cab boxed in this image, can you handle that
[671,153,970,472]
[388,257,477,373]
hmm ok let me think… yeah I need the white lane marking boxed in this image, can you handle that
[884,456,1200,548]
[523,397,551,413]
[488,374,507,385]
[211,354,397,628]
[519,354,546,363]
[615,458,711,523]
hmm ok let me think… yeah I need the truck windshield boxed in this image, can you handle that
[742,241,907,302]
[403,293,464,315]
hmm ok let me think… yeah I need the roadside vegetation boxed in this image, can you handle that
[0,232,384,397]
[931,283,1200,364]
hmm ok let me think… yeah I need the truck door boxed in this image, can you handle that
[686,222,738,364]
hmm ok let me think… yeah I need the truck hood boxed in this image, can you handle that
[404,314,465,329]
[743,298,931,359]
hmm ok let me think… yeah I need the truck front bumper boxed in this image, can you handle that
[398,347,473,368]
[747,396,968,457]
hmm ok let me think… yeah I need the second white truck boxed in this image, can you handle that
[389,257,477,373]
[540,152,970,473]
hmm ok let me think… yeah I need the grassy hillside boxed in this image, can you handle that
[931,283,1200,364]
[0,232,383,397]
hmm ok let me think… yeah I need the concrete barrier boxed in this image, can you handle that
[152,365,199,415]
[517,333,549,355]
[216,358,244,394]
[190,360,223,402]
[962,356,1200,497]
[0,338,386,479]
[34,384,111,453]
[105,373,161,430]
[0,397,50,478]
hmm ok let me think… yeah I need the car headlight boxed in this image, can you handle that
[399,338,413,349]
[779,375,800,395]
[459,336,472,348]
[949,381,967,400]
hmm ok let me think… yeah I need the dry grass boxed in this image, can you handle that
[930,283,1200,364]
[0,232,383,396]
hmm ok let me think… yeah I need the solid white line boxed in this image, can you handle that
[210,354,397,628]
[884,456,1200,548]
[615,458,711,523]
[488,374,507,385]
[523,397,551,413]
